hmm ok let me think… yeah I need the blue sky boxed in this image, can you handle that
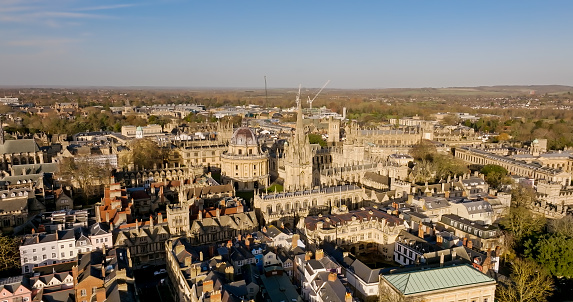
[1,0,572,88]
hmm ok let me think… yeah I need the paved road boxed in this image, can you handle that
[134,265,171,302]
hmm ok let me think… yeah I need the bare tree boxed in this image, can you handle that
[58,157,112,200]
[548,215,573,238]
[0,234,20,272]
[497,258,553,302]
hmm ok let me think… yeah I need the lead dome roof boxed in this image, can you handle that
[230,127,257,145]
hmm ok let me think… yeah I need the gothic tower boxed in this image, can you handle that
[327,117,340,146]
[166,188,191,236]
[283,90,313,191]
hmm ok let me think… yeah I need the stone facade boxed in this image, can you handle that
[300,207,405,261]
[255,185,366,226]
[220,127,269,191]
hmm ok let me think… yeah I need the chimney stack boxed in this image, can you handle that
[439,253,444,267]
[315,249,324,261]
[292,234,300,249]
[203,280,214,293]
[418,223,424,238]
[328,272,337,282]
[345,292,352,302]
[305,251,312,261]
[209,290,221,302]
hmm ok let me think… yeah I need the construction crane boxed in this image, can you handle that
[307,80,330,109]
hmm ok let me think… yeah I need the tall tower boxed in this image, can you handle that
[0,115,4,145]
[327,117,340,146]
[166,189,190,236]
[283,89,313,191]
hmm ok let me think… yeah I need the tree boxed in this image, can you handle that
[511,185,537,208]
[525,233,573,278]
[548,216,573,238]
[500,206,545,246]
[58,157,112,201]
[121,139,170,170]
[410,140,438,161]
[497,258,553,302]
[0,234,20,273]
[308,133,327,147]
[480,164,511,190]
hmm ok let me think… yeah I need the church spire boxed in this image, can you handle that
[0,115,4,145]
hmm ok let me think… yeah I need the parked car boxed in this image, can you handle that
[154,269,167,275]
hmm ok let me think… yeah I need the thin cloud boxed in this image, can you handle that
[6,38,78,47]
[0,1,133,24]
[73,4,136,11]
[28,11,108,19]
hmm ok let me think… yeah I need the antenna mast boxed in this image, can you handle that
[264,76,268,106]
[307,80,330,109]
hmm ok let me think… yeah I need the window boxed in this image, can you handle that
[43,255,47,260]
[70,251,73,256]
[33,249,36,253]
[52,253,56,258]
[42,247,45,251]
[61,253,65,258]
[81,289,86,296]
[92,287,97,294]
[69,244,72,247]
[60,245,64,249]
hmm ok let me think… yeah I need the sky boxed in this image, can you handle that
[1,0,573,89]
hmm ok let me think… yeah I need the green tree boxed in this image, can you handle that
[497,258,553,302]
[525,233,573,278]
[480,164,511,189]
[500,206,545,246]
[308,133,327,147]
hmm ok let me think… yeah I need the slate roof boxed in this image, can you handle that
[0,139,40,154]
[382,264,495,295]
[363,172,390,185]
[349,259,381,283]
[0,197,27,213]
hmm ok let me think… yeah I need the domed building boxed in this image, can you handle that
[221,127,269,191]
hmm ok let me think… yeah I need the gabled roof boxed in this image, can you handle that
[349,259,381,284]
[382,265,495,295]
[0,139,40,154]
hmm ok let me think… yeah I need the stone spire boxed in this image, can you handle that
[0,115,4,145]
[283,87,313,191]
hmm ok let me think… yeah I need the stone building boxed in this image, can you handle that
[254,184,366,227]
[220,127,269,191]
[455,146,571,186]
[113,215,170,268]
[19,224,112,274]
[300,206,405,261]
[379,264,496,302]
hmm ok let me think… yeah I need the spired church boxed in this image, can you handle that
[254,91,374,227]
[173,89,419,228]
